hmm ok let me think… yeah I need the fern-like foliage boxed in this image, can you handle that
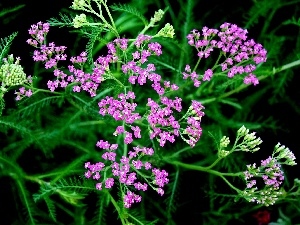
[0,32,18,64]
[44,196,57,222]
[89,193,109,225]
[0,97,4,116]
[128,208,159,225]
[0,116,34,137]
[243,0,280,29]
[0,4,25,18]
[283,16,300,27]
[17,179,39,225]
[110,3,148,26]
[33,177,94,206]
[85,27,104,64]
[16,94,65,118]
[164,169,181,225]
[47,13,75,28]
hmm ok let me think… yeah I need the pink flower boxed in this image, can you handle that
[203,69,213,81]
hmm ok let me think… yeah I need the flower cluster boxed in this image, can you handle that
[0,55,27,87]
[73,13,87,28]
[272,142,297,166]
[27,22,67,69]
[0,54,33,100]
[27,21,50,45]
[84,141,169,208]
[242,143,296,206]
[236,125,263,152]
[68,52,110,97]
[182,65,201,87]
[156,23,175,38]
[182,100,205,147]
[98,92,142,144]
[26,23,178,98]
[147,97,182,147]
[184,22,267,86]
[71,0,86,10]
[150,9,165,24]
[242,158,284,206]
[98,91,141,123]
[120,34,179,95]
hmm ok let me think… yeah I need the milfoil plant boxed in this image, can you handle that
[1,0,300,224]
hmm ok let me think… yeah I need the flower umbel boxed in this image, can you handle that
[84,142,169,208]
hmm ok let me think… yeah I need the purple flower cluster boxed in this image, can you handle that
[120,34,178,95]
[243,155,287,206]
[261,157,284,189]
[27,21,50,45]
[184,100,205,147]
[182,65,201,87]
[25,22,206,208]
[98,91,141,123]
[147,96,182,147]
[184,22,267,86]
[244,155,285,193]
[68,53,112,97]
[15,86,33,100]
[27,22,67,69]
[45,51,114,96]
[98,92,142,144]
[84,141,169,208]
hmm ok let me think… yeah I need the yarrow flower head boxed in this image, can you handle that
[84,141,169,208]
[241,142,296,206]
[147,96,182,147]
[0,55,27,87]
[184,22,267,86]
[0,55,33,100]
[27,21,50,45]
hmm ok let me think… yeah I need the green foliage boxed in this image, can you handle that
[89,193,109,225]
[164,169,181,224]
[16,94,65,118]
[110,3,149,26]
[0,32,18,64]
[47,12,75,28]
[85,26,104,64]
[33,178,93,205]
[44,196,57,222]
[243,0,280,29]
[0,4,25,18]
[283,16,300,27]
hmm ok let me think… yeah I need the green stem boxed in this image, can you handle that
[108,191,127,225]
[192,57,201,72]
[205,157,222,170]
[101,0,118,33]
[165,159,243,193]
[23,84,62,95]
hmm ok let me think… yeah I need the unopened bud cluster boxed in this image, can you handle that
[150,9,164,25]
[236,125,262,152]
[273,143,297,166]
[73,14,87,28]
[71,0,86,10]
[220,136,230,148]
[0,55,27,87]
[156,23,175,38]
